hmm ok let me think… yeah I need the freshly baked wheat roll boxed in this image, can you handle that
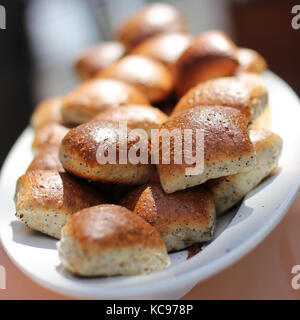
[237,48,267,74]
[155,106,256,194]
[131,32,193,73]
[27,146,65,173]
[120,182,216,252]
[61,78,150,126]
[57,204,170,276]
[116,2,187,50]
[207,129,282,215]
[172,73,268,122]
[91,104,168,138]
[30,97,64,129]
[75,42,126,80]
[174,31,239,97]
[14,170,106,239]
[94,55,173,103]
[60,121,155,184]
[32,123,69,155]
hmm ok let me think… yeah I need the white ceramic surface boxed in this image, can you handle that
[1,71,300,300]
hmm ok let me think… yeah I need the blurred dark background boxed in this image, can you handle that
[0,0,299,166]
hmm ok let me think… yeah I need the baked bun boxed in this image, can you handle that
[91,104,168,138]
[172,73,268,122]
[207,129,282,215]
[59,121,155,184]
[237,48,267,74]
[30,97,64,129]
[61,78,149,126]
[14,170,106,239]
[120,182,216,252]
[155,106,255,193]
[57,204,170,276]
[174,31,239,97]
[131,32,193,73]
[116,2,187,50]
[94,55,173,103]
[32,123,69,155]
[75,42,125,80]
[27,146,65,173]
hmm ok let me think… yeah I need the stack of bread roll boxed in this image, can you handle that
[14,2,282,277]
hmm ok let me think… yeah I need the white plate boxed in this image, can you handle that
[1,71,300,300]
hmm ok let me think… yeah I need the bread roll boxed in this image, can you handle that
[131,32,193,73]
[91,104,168,139]
[237,48,267,74]
[61,78,149,125]
[207,129,282,215]
[172,73,268,122]
[174,31,239,97]
[120,182,216,252]
[27,146,65,173]
[94,55,173,103]
[30,97,64,129]
[155,106,255,193]
[32,123,69,155]
[59,121,155,184]
[116,2,187,50]
[75,42,125,80]
[57,204,170,276]
[14,170,106,239]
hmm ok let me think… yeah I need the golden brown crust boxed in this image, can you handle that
[30,97,64,129]
[27,146,65,172]
[61,78,150,125]
[75,42,126,80]
[94,55,173,103]
[160,106,252,165]
[116,3,187,50]
[63,204,166,251]
[174,31,239,97]
[91,104,168,136]
[120,182,213,232]
[32,123,69,154]
[15,170,106,215]
[131,32,193,73]
[249,128,282,154]
[237,48,267,74]
[156,106,255,193]
[60,121,155,184]
[172,75,268,121]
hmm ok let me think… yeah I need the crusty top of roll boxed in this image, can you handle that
[62,204,166,251]
[30,97,64,129]
[15,170,106,215]
[75,42,126,80]
[61,78,150,123]
[237,48,267,74]
[249,128,282,154]
[91,104,168,134]
[94,55,173,103]
[158,105,253,165]
[131,32,193,72]
[174,30,239,97]
[32,123,69,154]
[172,74,268,121]
[27,146,65,173]
[60,121,151,168]
[120,182,213,232]
[116,2,187,50]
